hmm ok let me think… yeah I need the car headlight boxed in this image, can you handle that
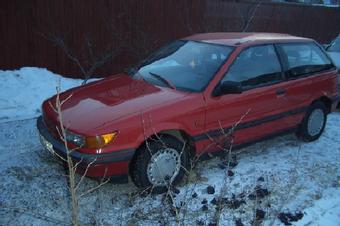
[65,130,85,147]
[85,132,118,149]
[65,130,117,149]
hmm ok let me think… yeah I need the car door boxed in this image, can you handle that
[274,42,336,127]
[200,44,291,153]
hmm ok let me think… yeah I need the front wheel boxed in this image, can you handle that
[131,135,189,193]
[298,101,327,142]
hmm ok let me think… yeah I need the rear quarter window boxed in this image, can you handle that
[277,42,334,79]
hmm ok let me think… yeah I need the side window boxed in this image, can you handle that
[278,42,333,79]
[221,45,282,90]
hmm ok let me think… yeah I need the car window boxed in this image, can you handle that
[131,40,233,92]
[327,36,340,52]
[278,42,333,79]
[221,45,282,90]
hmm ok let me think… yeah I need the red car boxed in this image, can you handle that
[38,33,339,189]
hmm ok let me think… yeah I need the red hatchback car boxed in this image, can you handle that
[38,33,339,189]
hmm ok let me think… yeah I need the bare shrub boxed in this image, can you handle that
[47,81,110,225]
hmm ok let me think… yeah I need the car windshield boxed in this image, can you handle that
[129,40,233,92]
[328,35,340,52]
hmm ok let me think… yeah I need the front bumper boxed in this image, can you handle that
[36,116,134,183]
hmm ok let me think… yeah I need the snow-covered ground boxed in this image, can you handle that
[0,67,84,123]
[0,67,340,226]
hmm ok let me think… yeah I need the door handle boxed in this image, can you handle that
[276,88,286,96]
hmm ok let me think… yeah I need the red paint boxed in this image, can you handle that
[41,33,339,179]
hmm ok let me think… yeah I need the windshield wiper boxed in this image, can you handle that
[149,72,176,90]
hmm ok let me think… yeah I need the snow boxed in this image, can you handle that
[0,67,340,225]
[295,188,340,226]
[0,67,84,123]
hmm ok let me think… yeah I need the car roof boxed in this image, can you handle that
[183,32,313,46]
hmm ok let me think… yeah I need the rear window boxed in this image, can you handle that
[278,42,333,79]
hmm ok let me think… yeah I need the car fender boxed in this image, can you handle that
[135,121,192,147]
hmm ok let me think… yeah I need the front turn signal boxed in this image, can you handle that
[85,132,117,149]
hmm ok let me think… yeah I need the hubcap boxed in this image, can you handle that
[307,109,324,136]
[147,148,181,186]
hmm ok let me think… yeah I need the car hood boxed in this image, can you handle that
[44,74,189,134]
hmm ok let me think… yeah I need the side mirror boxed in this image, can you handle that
[214,81,242,96]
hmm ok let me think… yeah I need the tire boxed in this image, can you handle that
[131,134,189,193]
[298,101,327,142]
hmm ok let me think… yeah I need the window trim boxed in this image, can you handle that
[275,41,336,81]
[213,43,285,96]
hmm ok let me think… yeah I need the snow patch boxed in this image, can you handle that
[0,67,85,123]
[295,188,340,226]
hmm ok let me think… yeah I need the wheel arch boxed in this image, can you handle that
[128,128,196,178]
[312,96,332,114]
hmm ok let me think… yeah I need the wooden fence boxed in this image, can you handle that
[0,0,339,78]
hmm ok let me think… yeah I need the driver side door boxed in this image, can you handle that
[201,44,289,153]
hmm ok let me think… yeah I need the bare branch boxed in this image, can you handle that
[79,179,110,198]
[242,1,262,32]
[75,157,97,191]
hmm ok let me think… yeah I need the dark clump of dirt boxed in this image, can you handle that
[235,218,244,226]
[225,197,246,209]
[196,219,205,226]
[248,185,270,200]
[227,170,234,177]
[256,209,265,220]
[278,211,304,225]
[201,204,209,211]
[210,197,218,205]
[252,209,266,225]
[192,192,198,198]
[201,198,208,204]
[207,185,215,194]
[257,176,264,182]
[248,193,256,200]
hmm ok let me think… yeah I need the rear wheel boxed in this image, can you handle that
[131,135,189,193]
[298,101,327,142]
